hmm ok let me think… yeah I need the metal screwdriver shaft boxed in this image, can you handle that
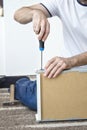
[41,51,43,70]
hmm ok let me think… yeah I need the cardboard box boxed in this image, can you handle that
[36,69,87,122]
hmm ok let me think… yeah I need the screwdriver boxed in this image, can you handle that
[39,40,44,71]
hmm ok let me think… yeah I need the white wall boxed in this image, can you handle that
[0,17,5,76]
[3,0,63,76]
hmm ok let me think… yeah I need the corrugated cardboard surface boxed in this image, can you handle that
[40,71,87,121]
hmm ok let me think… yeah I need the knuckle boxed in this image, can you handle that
[60,60,64,64]
[47,60,51,64]
[50,71,54,75]
[63,63,67,69]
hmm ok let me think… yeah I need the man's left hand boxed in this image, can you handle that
[44,56,72,78]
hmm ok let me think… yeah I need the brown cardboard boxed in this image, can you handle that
[40,71,87,121]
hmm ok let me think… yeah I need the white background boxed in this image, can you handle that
[0,0,63,76]
[0,17,5,76]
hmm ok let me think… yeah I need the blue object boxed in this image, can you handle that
[39,47,44,51]
[15,78,37,111]
[39,40,44,51]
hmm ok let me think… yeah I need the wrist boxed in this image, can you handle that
[68,56,78,68]
[32,9,46,19]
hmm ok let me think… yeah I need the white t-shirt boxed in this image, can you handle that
[41,0,87,70]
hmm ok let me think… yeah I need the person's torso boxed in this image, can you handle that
[57,0,87,58]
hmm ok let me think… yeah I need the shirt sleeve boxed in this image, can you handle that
[40,0,61,17]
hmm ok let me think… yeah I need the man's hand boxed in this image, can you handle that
[32,9,50,41]
[14,4,51,41]
[44,56,73,78]
[44,51,87,78]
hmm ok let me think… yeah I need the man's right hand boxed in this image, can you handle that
[32,9,50,41]
[14,4,51,41]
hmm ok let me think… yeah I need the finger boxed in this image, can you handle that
[42,21,50,41]
[33,24,36,32]
[53,63,66,78]
[38,20,46,40]
[47,61,63,78]
[47,64,60,78]
[44,62,59,78]
[44,57,58,69]
[35,22,41,34]
[33,20,40,34]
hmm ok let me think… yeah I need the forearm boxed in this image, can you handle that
[14,7,36,24]
[14,4,50,24]
[68,52,87,68]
